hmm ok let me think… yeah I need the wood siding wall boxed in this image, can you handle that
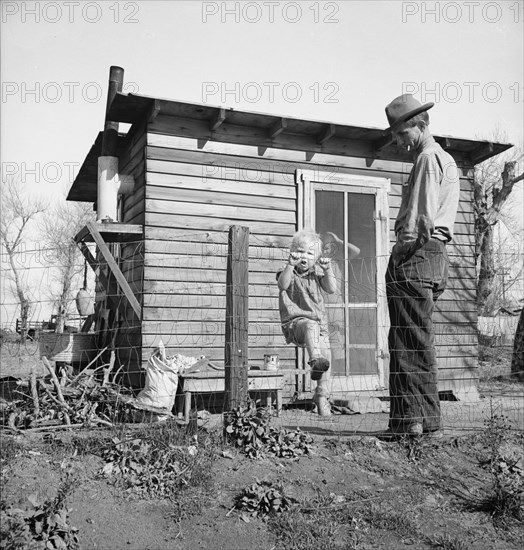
[114,121,146,384]
[122,113,477,396]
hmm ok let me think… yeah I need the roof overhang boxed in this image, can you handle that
[67,131,127,202]
[68,92,514,203]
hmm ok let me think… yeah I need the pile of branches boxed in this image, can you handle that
[1,354,165,433]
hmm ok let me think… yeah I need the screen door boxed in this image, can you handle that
[297,170,389,392]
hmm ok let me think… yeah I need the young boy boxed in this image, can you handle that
[277,230,336,416]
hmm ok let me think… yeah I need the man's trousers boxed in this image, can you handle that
[386,239,449,432]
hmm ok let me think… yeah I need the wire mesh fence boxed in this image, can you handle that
[1,233,523,437]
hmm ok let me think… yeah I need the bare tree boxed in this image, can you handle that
[483,219,524,315]
[474,130,524,315]
[0,176,48,338]
[511,306,524,378]
[39,195,95,333]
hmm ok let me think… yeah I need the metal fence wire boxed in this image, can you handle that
[1,236,523,436]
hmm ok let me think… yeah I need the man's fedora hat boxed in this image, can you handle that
[384,94,434,134]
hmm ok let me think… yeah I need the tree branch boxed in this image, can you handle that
[485,162,520,225]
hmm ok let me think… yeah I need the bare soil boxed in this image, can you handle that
[1,342,523,550]
[2,426,523,550]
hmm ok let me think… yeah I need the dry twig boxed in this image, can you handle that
[29,365,40,417]
[67,346,108,386]
[42,356,68,407]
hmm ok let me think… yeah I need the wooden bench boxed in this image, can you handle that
[179,370,284,422]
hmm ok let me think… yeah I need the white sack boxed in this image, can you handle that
[136,344,180,411]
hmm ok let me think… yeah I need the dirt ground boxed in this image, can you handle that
[1,342,523,550]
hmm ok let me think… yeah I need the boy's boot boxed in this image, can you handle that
[313,385,331,417]
[309,356,330,381]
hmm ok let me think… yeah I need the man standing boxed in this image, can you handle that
[384,94,460,437]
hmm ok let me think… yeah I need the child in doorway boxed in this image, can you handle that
[277,230,336,416]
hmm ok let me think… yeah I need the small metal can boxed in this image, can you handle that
[263,354,279,370]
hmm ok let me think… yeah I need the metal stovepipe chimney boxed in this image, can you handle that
[97,66,126,222]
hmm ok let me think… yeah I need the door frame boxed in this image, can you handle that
[296,169,390,392]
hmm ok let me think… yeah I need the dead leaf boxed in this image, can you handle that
[240,513,251,523]
[27,493,39,507]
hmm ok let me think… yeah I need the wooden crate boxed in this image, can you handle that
[39,333,97,364]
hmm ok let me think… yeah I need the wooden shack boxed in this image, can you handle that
[67,67,511,404]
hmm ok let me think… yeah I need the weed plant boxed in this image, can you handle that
[480,405,524,525]
[235,480,296,517]
[223,403,312,459]
[425,533,469,550]
[0,437,24,464]
[78,422,222,524]
[0,470,79,550]
[98,424,218,499]
[268,492,368,550]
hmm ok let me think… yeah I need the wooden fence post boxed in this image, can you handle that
[224,225,249,411]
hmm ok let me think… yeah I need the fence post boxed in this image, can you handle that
[224,225,249,411]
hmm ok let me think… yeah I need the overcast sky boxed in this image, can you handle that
[1,0,523,196]
[1,0,523,323]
